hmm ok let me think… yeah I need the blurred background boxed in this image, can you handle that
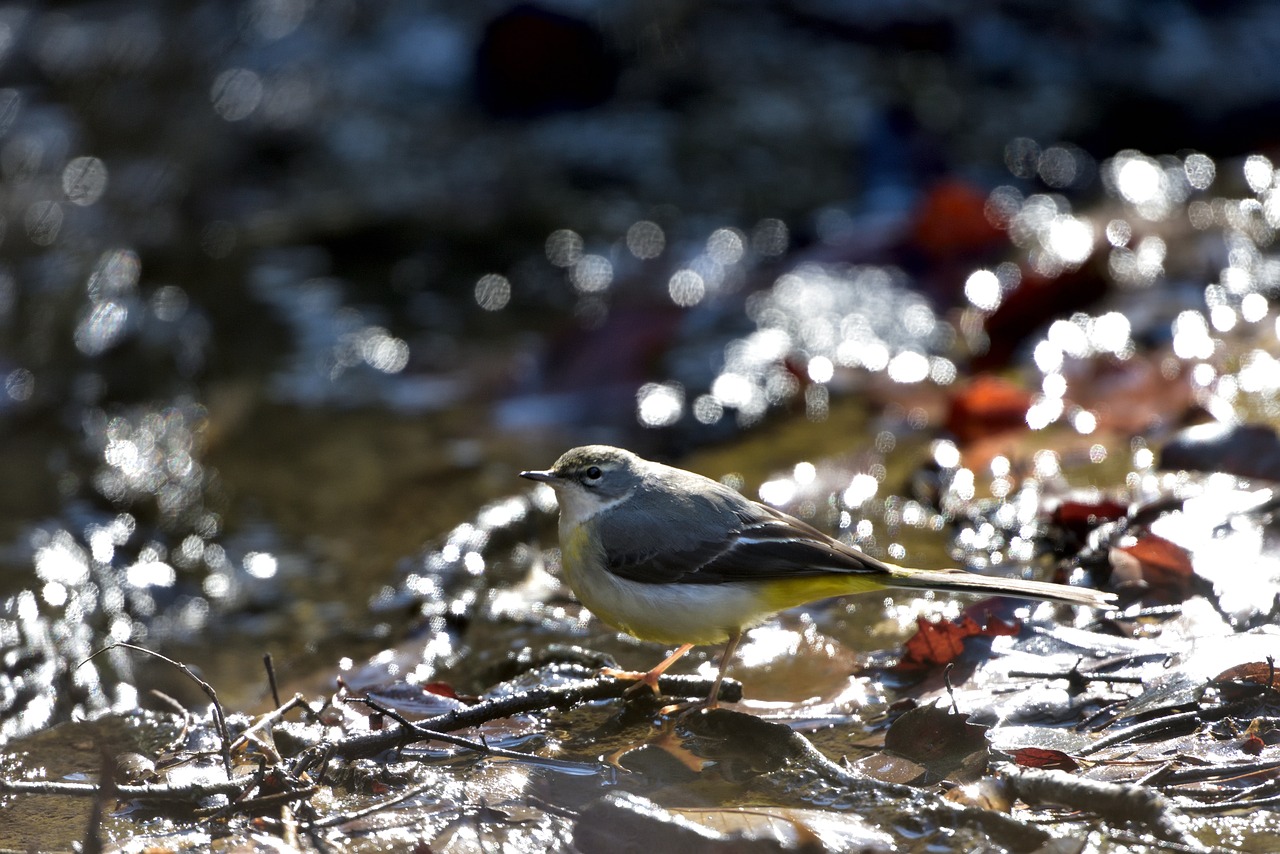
[3,0,1280,732]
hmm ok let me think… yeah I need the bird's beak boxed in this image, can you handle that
[519,468,558,483]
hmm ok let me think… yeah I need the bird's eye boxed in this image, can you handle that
[585,466,603,481]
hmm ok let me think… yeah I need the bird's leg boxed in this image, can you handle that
[602,643,695,696]
[656,629,744,716]
[703,629,742,710]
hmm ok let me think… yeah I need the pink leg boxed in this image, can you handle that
[603,643,695,696]
[704,630,742,709]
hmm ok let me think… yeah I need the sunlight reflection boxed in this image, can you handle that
[625,220,664,259]
[667,269,704,306]
[545,229,583,267]
[636,382,683,427]
[474,273,511,311]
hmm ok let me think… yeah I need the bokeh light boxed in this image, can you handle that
[625,220,664,259]
[475,273,511,311]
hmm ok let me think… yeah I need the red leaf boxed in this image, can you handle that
[894,615,1021,671]
[1010,747,1079,772]
[422,681,460,699]
[1211,661,1280,700]
[945,376,1033,444]
[1050,499,1129,541]
[911,180,1006,259]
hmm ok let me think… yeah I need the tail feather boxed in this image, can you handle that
[887,567,1115,610]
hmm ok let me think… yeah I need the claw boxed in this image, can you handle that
[601,667,663,696]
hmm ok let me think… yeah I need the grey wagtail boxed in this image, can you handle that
[521,445,1115,708]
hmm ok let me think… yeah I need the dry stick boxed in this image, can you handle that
[0,776,253,800]
[293,671,738,773]
[229,693,311,756]
[1179,791,1280,814]
[81,642,234,779]
[4,673,731,802]
[997,764,1205,850]
[1077,698,1256,757]
[264,653,282,709]
[196,785,321,820]
[1143,758,1280,788]
[343,695,605,773]
[148,689,194,756]
[306,781,436,830]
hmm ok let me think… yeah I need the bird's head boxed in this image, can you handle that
[520,445,644,521]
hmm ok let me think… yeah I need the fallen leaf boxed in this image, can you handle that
[894,614,1022,672]
[883,704,991,784]
[944,777,1014,811]
[575,791,895,853]
[1050,498,1129,543]
[977,264,1108,370]
[1010,747,1080,772]
[1109,534,1194,602]
[945,376,1033,444]
[1211,660,1280,699]
[911,179,1006,260]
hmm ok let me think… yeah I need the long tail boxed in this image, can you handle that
[886,566,1115,610]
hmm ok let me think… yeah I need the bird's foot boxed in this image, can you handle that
[659,698,716,717]
[601,666,663,696]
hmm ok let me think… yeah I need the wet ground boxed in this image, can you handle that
[3,1,1280,851]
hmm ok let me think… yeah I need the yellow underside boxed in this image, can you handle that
[754,573,888,611]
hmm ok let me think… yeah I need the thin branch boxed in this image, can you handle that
[0,775,254,800]
[264,653,282,709]
[1078,699,1254,757]
[343,695,605,773]
[229,693,311,756]
[81,642,233,779]
[293,671,740,773]
[306,781,436,829]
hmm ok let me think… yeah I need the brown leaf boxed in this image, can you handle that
[1010,747,1079,772]
[894,614,1021,672]
[1062,355,1194,435]
[421,681,460,699]
[883,704,990,784]
[1211,660,1280,700]
[1109,534,1194,602]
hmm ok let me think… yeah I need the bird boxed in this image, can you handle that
[520,445,1115,708]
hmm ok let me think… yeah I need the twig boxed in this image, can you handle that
[148,689,194,756]
[81,643,233,779]
[997,763,1205,849]
[229,693,311,756]
[1078,699,1254,757]
[343,695,605,773]
[0,775,254,800]
[1179,791,1280,814]
[943,663,959,714]
[293,672,739,773]
[264,653,281,709]
[780,723,908,794]
[306,781,436,829]
[196,784,320,819]
[1145,758,1280,788]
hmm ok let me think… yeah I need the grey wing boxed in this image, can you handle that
[599,492,894,585]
